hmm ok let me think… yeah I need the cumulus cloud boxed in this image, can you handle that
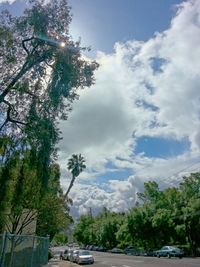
[59,0,200,216]
[64,152,200,218]
[2,0,199,217]
[66,178,139,218]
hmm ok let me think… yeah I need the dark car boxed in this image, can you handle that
[109,248,123,253]
[143,250,154,256]
[124,246,136,255]
[97,246,107,252]
[63,249,69,260]
[155,246,183,258]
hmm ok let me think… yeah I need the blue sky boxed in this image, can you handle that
[1,0,200,217]
[60,0,200,216]
[69,0,183,52]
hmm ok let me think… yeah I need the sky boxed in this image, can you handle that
[1,0,200,218]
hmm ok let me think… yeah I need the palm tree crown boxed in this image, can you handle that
[67,154,86,177]
[65,154,86,198]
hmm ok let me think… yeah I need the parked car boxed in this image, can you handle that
[124,246,136,255]
[63,249,69,260]
[76,250,94,264]
[109,248,124,253]
[65,248,74,261]
[70,249,80,262]
[155,246,183,258]
[97,246,107,252]
[143,250,154,256]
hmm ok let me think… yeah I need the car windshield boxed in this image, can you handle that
[79,250,90,255]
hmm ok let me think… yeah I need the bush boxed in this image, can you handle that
[48,249,54,259]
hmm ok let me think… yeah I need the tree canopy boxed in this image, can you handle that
[0,0,98,134]
[0,0,98,239]
[73,173,200,256]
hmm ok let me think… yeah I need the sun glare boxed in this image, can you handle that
[60,42,66,47]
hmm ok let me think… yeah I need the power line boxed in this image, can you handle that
[162,161,200,186]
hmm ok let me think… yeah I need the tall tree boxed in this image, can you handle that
[179,173,200,255]
[0,0,98,185]
[65,154,86,197]
[0,0,98,224]
[0,0,98,133]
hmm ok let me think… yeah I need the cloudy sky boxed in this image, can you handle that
[2,0,200,217]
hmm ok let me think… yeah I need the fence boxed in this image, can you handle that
[0,232,49,267]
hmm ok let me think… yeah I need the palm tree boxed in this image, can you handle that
[65,154,86,198]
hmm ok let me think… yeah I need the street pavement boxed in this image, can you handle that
[92,251,199,267]
[45,257,78,267]
[46,250,200,267]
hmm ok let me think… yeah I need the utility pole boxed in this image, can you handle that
[89,207,93,218]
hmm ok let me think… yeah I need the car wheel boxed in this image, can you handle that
[179,256,182,259]
[158,254,160,258]
[167,253,171,258]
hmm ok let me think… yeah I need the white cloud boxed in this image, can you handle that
[64,151,200,218]
[0,0,15,3]
[59,0,200,216]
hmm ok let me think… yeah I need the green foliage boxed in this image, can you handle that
[73,174,200,256]
[73,209,124,249]
[0,140,72,237]
[36,192,71,240]
[53,232,68,245]
[116,219,132,247]
[0,0,97,239]
[179,173,200,255]
[0,0,98,134]
[137,181,160,204]
[73,215,95,245]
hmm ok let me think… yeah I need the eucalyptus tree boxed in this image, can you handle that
[0,0,98,133]
[0,0,98,233]
[0,0,98,186]
[65,154,86,197]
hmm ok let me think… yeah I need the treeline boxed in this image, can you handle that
[73,173,200,256]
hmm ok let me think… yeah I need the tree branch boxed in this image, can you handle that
[5,100,27,125]
[0,48,47,104]
[0,100,27,131]
[16,210,37,235]
[0,118,8,132]
[22,36,34,55]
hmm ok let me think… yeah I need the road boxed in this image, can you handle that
[91,251,200,267]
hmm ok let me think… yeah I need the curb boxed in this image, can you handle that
[44,259,80,267]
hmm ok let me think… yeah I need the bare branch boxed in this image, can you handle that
[16,210,37,235]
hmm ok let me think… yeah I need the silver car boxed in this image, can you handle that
[76,250,94,264]
[69,249,79,262]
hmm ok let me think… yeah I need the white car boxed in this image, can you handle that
[70,249,79,262]
[76,250,94,264]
